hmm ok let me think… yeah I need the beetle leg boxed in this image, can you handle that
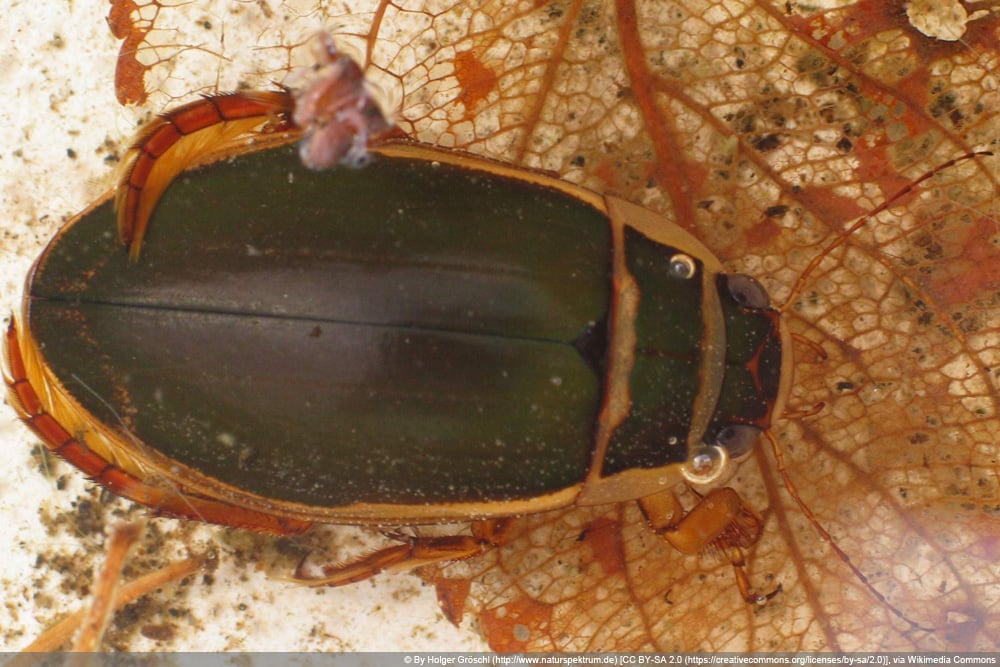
[4,319,313,536]
[293,519,513,587]
[116,90,296,260]
[638,488,773,604]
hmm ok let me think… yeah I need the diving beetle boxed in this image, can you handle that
[3,41,794,608]
[5,115,789,599]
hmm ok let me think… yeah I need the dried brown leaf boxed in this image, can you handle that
[8,0,999,652]
[345,0,999,651]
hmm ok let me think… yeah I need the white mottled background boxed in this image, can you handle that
[0,0,487,652]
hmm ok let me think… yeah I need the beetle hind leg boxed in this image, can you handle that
[292,519,512,587]
[639,488,775,605]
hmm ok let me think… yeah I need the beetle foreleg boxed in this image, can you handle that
[638,488,771,604]
[293,519,513,588]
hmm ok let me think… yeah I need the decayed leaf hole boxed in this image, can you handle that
[4,0,998,652]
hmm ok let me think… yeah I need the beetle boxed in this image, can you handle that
[4,73,793,612]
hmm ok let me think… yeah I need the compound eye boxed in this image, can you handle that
[724,273,770,309]
[681,444,728,485]
[669,253,697,280]
[714,424,761,460]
